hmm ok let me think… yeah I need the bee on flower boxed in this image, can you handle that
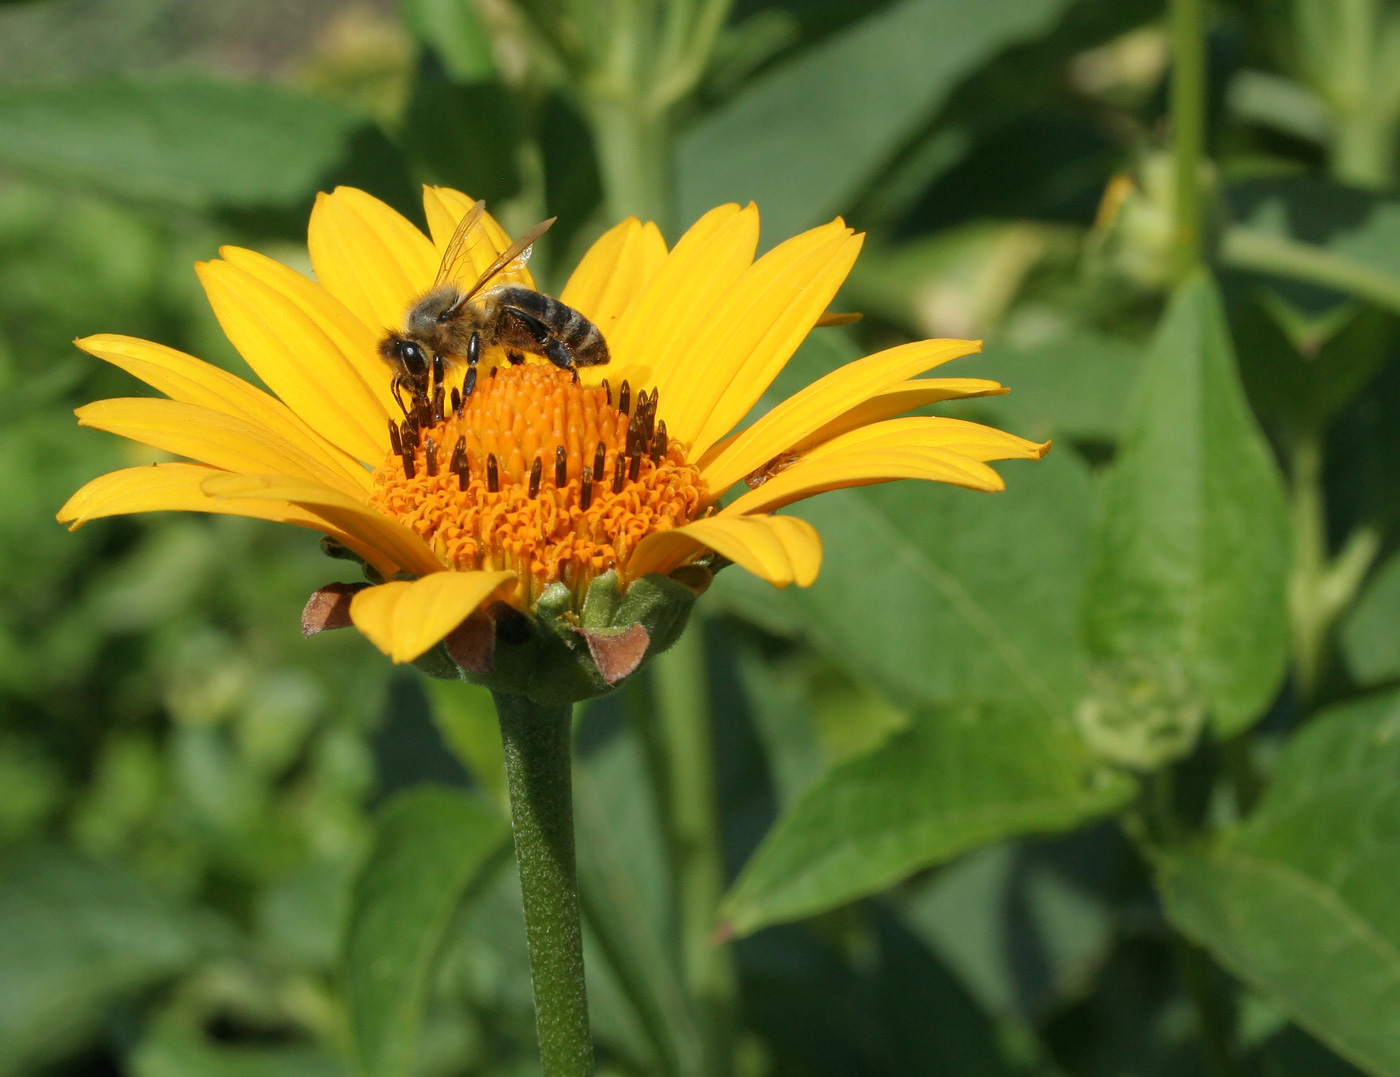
[59,186,1046,698]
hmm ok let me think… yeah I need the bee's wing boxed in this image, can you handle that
[433,200,490,286]
[458,217,556,303]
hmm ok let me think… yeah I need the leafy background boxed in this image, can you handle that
[1,0,1399,1075]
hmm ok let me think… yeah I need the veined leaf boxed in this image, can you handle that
[342,786,508,1077]
[720,702,1133,937]
[1161,688,1400,1076]
[1083,270,1289,740]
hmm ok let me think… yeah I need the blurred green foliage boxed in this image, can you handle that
[3,0,1400,1075]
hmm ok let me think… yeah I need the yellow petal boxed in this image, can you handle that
[605,204,759,392]
[76,333,372,485]
[216,246,399,432]
[349,570,516,663]
[200,472,444,577]
[699,338,982,495]
[197,257,391,465]
[801,416,1049,465]
[307,186,439,332]
[627,514,821,588]
[57,462,395,576]
[681,226,865,456]
[76,398,370,495]
[560,217,669,343]
[722,448,1005,516]
[422,185,536,290]
[792,378,1008,453]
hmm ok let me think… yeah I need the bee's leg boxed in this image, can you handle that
[431,352,446,393]
[391,374,414,419]
[468,332,481,369]
[497,306,573,371]
[463,364,478,399]
[541,337,576,375]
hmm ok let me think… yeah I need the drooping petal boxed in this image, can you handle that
[76,398,371,494]
[421,185,536,290]
[627,513,821,587]
[200,472,444,577]
[56,462,395,576]
[723,448,1005,516]
[604,204,759,392]
[801,416,1049,465]
[307,186,439,333]
[560,217,669,345]
[675,223,864,456]
[197,256,391,464]
[699,338,982,495]
[216,245,398,429]
[76,334,372,481]
[349,570,516,662]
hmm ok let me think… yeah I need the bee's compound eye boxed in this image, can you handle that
[395,340,429,378]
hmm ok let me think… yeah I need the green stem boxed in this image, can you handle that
[493,692,594,1077]
[585,91,674,232]
[1219,225,1400,315]
[647,628,737,1077]
[1170,0,1207,280]
[1288,434,1328,703]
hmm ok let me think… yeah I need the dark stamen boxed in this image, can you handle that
[388,419,402,456]
[402,417,419,449]
[643,390,657,441]
[629,451,641,482]
[424,436,439,477]
[450,437,467,490]
[487,453,499,493]
[555,445,567,487]
[508,350,525,365]
[529,457,542,498]
[580,467,593,511]
[650,420,667,464]
[464,366,477,398]
[627,408,646,455]
[593,440,606,479]
[450,387,461,415]
[490,365,498,378]
[601,378,611,405]
[416,395,432,430]
[613,456,626,494]
[401,447,416,480]
[619,380,630,415]
[432,385,445,424]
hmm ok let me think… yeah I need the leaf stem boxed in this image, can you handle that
[493,691,595,1077]
[1170,0,1206,280]
[646,627,737,1077]
[1173,935,1245,1077]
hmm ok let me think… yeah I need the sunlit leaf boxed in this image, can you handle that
[1161,687,1400,1077]
[1083,271,1289,739]
[720,701,1132,936]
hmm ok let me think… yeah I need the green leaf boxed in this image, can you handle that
[720,702,1132,937]
[1083,270,1290,740]
[0,846,203,1076]
[1160,687,1400,1077]
[342,786,509,1077]
[790,446,1095,713]
[676,0,1073,240]
[0,77,362,211]
[1341,547,1400,686]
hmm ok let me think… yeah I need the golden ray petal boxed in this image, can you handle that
[561,216,669,345]
[200,472,444,577]
[307,186,439,333]
[76,398,371,495]
[801,416,1049,464]
[699,338,982,495]
[627,513,821,587]
[349,570,517,663]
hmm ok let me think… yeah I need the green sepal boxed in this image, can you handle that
[410,567,710,704]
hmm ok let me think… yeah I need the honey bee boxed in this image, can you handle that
[379,201,609,417]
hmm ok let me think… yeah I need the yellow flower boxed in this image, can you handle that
[59,186,1046,665]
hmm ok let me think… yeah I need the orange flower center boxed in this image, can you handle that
[369,363,707,605]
